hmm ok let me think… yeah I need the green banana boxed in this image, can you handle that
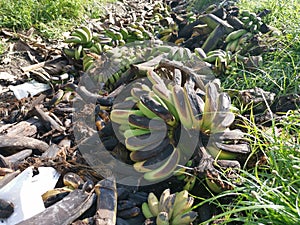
[171,211,198,225]
[206,49,226,57]
[183,175,197,191]
[201,81,220,133]
[63,48,76,57]
[131,87,150,101]
[172,195,194,218]
[142,202,154,219]
[156,212,170,225]
[144,146,180,182]
[205,177,223,193]
[129,137,170,161]
[133,143,174,173]
[171,85,194,129]
[203,54,218,63]
[225,29,248,43]
[225,38,239,52]
[173,190,189,214]
[210,93,235,133]
[125,131,167,152]
[123,128,151,139]
[83,55,95,71]
[206,141,238,160]
[238,32,253,45]
[64,36,83,44]
[98,37,113,45]
[90,42,102,54]
[74,45,82,60]
[152,83,180,122]
[81,25,92,43]
[194,47,207,59]
[105,28,118,40]
[72,28,91,43]
[120,27,129,39]
[159,28,173,36]
[110,109,143,124]
[148,192,159,217]
[147,70,164,85]
[138,93,176,126]
[184,82,204,129]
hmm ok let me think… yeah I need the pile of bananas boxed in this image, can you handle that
[110,60,250,184]
[88,43,200,92]
[142,189,197,225]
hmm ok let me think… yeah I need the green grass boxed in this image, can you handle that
[191,0,300,224]
[195,111,300,224]
[0,0,114,38]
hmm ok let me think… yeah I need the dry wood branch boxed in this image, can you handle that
[0,135,49,152]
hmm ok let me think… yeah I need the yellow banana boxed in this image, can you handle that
[148,192,159,217]
[156,212,170,225]
[171,211,198,225]
[110,109,143,124]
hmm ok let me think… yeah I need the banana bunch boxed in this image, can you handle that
[104,23,151,46]
[203,49,232,74]
[65,25,93,46]
[110,64,248,181]
[166,47,193,62]
[110,81,181,182]
[64,25,95,60]
[82,53,99,71]
[225,29,253,53]
[63,24,108,65]
[239,10,263,33]
[142,189,198,225]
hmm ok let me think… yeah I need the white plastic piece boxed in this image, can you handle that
[0,166,60,225]
[8,80,50,100]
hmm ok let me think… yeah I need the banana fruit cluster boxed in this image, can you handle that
[239,10,263,34]
[110,60,248,182]
[64,25,103,70]
[225,29,253,53]
[142,189,197,225]
[203,49,232,74]
[90,43,197,91]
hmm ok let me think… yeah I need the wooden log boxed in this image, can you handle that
[201,24,229,53]
[0,117,41,137]
[0,135,49,153]
[198,13,233,33]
